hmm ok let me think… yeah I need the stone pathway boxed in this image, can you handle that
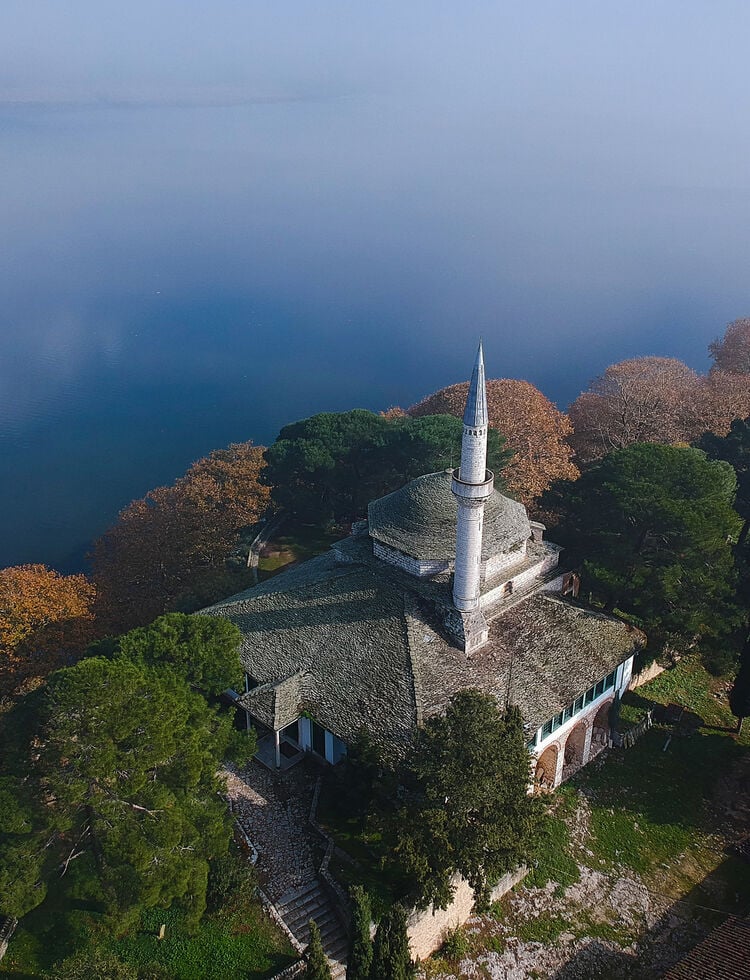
[223,761,348,978]
[224,760,317,902]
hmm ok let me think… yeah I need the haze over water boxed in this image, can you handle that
[2,2,750,570]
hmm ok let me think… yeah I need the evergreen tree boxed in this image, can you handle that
[0,656,241,927]
[264,410,509,524]
[394,692,541,910]
[347,885,373,980]
[700,417,750,546]
[548,443,743,652]
[305,919,332,980]
[369,904,412,980]
[730,641,750,735]
[115,612,245,695]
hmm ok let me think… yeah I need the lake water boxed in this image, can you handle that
[3,6,750,571]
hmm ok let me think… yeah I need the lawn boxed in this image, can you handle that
[257,522,346,579]
[563,658,750,909]
[0,879,295,979]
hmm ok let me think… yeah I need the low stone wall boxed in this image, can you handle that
[406,866,527,961]
[629,660,666,689]
[0,918,18,963]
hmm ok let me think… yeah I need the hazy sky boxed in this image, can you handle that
[1,3,750,567]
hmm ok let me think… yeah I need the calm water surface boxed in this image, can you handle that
[2,6,750,570]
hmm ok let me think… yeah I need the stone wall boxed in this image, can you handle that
[484,542,527,580]
[629,659,665,689]
[372,541,449,579]
[406,866,527,960]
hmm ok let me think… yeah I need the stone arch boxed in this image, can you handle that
[535,743,559,790]
[563,720,589,771]
[591,698,614,751]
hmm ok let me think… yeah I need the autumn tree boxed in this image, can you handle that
[0,564,95,690]
[264,411,509,524]
[568,357,702,464]
[91,442,271,633]
[408,379,578,505]
[709,317,750,375]
[692,372,750,443]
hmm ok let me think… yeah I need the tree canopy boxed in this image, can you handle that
[0,564,95,693]
[392,691,540,910]
[91,442,270,633]
[347,885,373,980]
[369,904,412,980]
[709,317,750,375]
[115,613,244,695]
[408,378,578,505]
[305,920,332,980]
[548,443,742,651]
[264,410,510,524]
[568,356,750,465]
[700,417,750,546]
[0,616,252,928]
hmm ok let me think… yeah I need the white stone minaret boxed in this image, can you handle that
[446,342,494,653]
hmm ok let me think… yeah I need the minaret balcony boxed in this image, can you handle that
[451,469,494,500]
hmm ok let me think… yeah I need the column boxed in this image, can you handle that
[274,729,281,769]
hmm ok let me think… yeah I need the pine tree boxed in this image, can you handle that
[347,885,373,980]
[730,641,750,735]
[370,905,412,980]
[305,920,332,980]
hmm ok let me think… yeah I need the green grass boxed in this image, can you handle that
[1,887,295,979]
[572,659,750,904]
[115,905,295,980]
[518,659,750,916]
[621,657,743,733]
[515,913,569,944]
[526,785,580,890]
[258,522,345,579]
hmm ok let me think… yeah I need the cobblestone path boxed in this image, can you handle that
[223,760,318,903]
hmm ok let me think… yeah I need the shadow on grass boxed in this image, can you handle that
[572,728,748,878]
[552,855,750,980]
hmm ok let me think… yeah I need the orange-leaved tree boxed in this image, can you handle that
[0,564,95,688]
[709,317,750,375]
[91,442,272,634]
[567,356,702,464]
[408,379,578,505]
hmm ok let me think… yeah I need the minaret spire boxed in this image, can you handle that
[463,341,488,430]
[446,341,494,654]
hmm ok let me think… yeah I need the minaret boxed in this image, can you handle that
[446,342,494,653]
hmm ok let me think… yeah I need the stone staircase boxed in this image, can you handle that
[276,877,348,979]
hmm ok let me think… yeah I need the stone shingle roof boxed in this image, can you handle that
[203,542,642,754]
[663,916,750,980]
[368,471,530,561]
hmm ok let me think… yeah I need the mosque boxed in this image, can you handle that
[207,345,643,789]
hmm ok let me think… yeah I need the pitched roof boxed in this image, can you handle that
[663,916,750,980]
[368,471,530,561]
[203,543,642,753]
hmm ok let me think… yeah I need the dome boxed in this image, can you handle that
[368,471,531,562]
